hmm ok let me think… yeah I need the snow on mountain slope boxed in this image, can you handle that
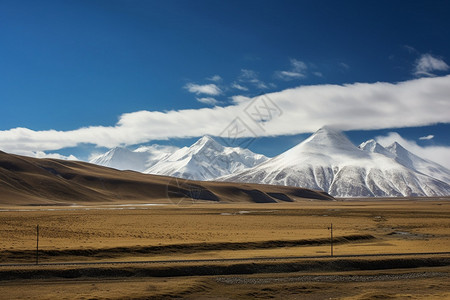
[386,142,450,183]
[144,136,268,180]
[220,126,450,197]
[89,145,177,172]
[359,139,395,158]
[359,139,450,183]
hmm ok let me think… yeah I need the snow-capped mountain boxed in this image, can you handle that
[220,126,450,197]
[359,139,395,158]
[360,140,450,184]
[144,136,268,180]
[89,145,177,172]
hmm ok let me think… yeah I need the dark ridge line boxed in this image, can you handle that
[0,234,375,259]
[1,251,449,268]
[0,254,449,280]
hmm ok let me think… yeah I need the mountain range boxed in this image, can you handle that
[90,127,450,198]
[90,136,268,181]
[89,144,177,172]
[221,127,450,197]
[0,150,332,206]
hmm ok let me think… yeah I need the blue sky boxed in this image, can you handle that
[1,0,449,167]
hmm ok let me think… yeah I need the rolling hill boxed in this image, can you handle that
[0,150,332,206]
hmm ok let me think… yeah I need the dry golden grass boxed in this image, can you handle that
[1,200,449,262]
[0,264,449,299]
[0,200,449,299]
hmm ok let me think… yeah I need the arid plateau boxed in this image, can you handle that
[0,152,449,299]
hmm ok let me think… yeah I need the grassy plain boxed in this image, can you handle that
[0,199,449,299]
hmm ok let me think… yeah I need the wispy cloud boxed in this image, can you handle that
[313,71,323,77]
[196,97,220,106]
[339,62,350,70]
[238,69,268,89]
[207,75,222,82]
[184,83,222,95]
[419,134,434,140]
[1,75,450,154]
[376,132,450,169]
[239,69,258,80]
[414,54,449,77]
[404,45,419,54]
[231,82,249,91]
[275,58,307,80]
[291,59,307,72]
[275,71,304,80]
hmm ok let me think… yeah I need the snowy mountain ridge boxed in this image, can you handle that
[360,139,450,184]
[89,144,177,172]
[143,136,268,180]
[90,136,268,180]
[220,126,450,197]
[89,127,450,197]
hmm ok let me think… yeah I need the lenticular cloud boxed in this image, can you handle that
[0,75,449,153]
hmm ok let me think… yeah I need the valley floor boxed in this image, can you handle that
[0,198,449,299]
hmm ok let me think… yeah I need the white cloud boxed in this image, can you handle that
[290,58,307,72]
[10,149,78,160]
[254,81,268,89]
[414,54,449,77]
[184,83,222,95]
[375,132,450,169]
[239,69,258,80]
[231,83,248,91]
[275,71,304,80]
[134,144,180,155]
[1,75,450,154]
[238,69,268,89]
[275,58,307,80]
[196,97,220,106]
[207,75,222,82]
[339,62,350,70]
[230,95,251,104]
[313,71,323,77]
[404,45,418,54]
[419,134,434,140]
[88,144,180,162]
[35,152,78,160]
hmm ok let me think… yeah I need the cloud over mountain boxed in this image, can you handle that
[376,132,450,169]
[1,75,450,153]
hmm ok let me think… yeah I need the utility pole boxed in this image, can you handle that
[36,225,39,265]
[328,223,333,257]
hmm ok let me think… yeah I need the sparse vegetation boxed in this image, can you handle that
[0,200,449,299]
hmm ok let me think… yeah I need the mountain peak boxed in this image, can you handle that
[303,126,356,151]
[221,127,450,197]
[388,141,402,149]
[386,142,408,156]
[144,135,268,180]
[198,135,215,143]
[310,125,343,137]
[109,146,131,153]
[359,139,376,148]
[191,135,223,151]
[359,139,394,158]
